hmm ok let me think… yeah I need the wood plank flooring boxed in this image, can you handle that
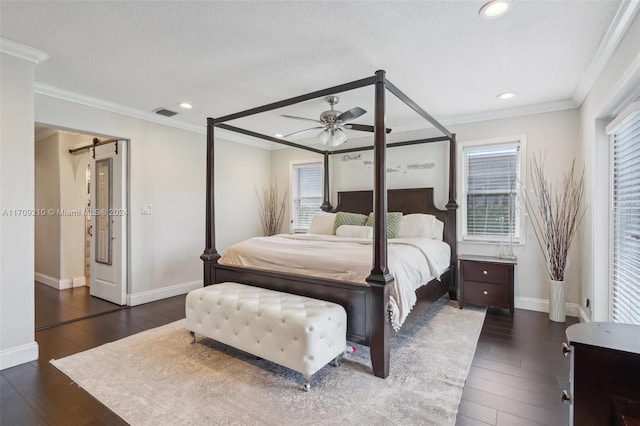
[456,307,578,426]
[1,296,577,425]
[35,283,122,330]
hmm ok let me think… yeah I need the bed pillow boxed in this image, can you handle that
[336,225,373,239]
[365,212,403,238]
[397,213,435,238]
[333,212,368,234]
[307,212,336,235]
[430,218,445,240]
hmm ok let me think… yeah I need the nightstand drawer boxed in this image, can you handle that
[463,281,509,306]
[461,261,510,284]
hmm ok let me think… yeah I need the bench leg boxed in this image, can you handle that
[303,374,311,392]
[189,331,196,343]
[331,353,344,367]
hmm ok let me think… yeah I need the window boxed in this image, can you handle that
[459,138,525,243]
[609,107,640,325]
[291,162,323,232]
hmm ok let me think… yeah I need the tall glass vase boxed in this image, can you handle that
[549,279,566,322]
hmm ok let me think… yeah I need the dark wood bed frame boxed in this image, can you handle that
[201,70,458,379]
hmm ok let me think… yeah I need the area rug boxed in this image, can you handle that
[51,298,485,426]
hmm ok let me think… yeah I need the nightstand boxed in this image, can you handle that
[458,254,516,317]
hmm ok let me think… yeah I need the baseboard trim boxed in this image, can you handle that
[35,273,87,290]
[35,272,61,289]
[515,296,581,318]
[0,341,39,370]
[127,280,202,306]
[577,305,591,323]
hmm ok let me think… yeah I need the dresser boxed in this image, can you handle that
[563,322,640,425]
[458,254,516,317]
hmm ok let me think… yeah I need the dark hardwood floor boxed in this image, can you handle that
[35,283,123,330]
[456,308,579,426]
[1,296,577,425]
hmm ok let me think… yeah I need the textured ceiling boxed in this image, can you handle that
[0,1,625,143]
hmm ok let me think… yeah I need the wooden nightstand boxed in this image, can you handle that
[458,254,516,317]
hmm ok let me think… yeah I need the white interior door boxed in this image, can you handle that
[90,140,127,305]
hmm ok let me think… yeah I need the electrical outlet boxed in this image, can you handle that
[142,203,153,215]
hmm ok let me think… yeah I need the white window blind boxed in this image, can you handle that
[292,162,323,232]
[463,144,521,241]
[611,109,640,325]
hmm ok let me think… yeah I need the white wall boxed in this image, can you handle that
[35,133,62,281]
[34,132,90,288]
[271,109,581,314]
[578,11,640,321]
[0,53,39,369]
[59,133,91,287]
[35,95,271,305]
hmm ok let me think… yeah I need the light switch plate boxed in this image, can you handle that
[142,203,152,215]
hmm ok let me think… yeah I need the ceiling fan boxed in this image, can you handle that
[280,96,391,147]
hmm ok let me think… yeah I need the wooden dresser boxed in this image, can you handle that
[458,254,516,317]
[563,322,640,425]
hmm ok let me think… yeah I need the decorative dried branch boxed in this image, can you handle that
[523,155,586,281]
[256,181,287,236]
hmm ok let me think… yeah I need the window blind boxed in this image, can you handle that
[292,163,323,232]
[464,145,520,239]
[611,110,640,325]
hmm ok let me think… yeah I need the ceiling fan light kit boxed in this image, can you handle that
[318,128,348,147]
[281,95,382,147]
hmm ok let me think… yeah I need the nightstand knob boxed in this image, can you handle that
[482,270,488,275]
[483,290,488,295]
[562,343,572,356]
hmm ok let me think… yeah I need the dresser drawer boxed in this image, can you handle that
[463,281,509,306]
[461,261,510,284]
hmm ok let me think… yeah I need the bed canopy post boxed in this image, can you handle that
[446,133,458,300]
[201,117,221,285]
[366,69,394,379]
[320,151,333,212]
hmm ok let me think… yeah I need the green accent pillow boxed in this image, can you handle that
[333,212,368,234]
[365,212,403,238]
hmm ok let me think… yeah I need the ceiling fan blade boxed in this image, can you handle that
[344,123,392,134]
[282,126,325,138]
[337,107,366,123]
[280,114,323,124]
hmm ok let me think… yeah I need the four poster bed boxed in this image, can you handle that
[201,70,458,379]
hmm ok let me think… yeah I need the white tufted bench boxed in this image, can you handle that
[185,282,347,391]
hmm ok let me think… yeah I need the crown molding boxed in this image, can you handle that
[441,99,578,127]
[572,0,640,107]
[33,82,273,150]
[0,38,49,65]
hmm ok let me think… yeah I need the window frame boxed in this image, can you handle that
[457,135,527,244]
[289,160,324,233]
[606,102,640,324]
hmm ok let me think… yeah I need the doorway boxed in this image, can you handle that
[34,125,128,330]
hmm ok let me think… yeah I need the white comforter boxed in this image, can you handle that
[219,234,451,330]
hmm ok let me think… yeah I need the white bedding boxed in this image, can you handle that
[219,234,451,330]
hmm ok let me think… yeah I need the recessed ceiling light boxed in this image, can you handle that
[179,102,193,109]
[479,0,510,19]
[274,133,284,138]
[497,92,515,100]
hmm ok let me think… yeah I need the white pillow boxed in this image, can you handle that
[336,224,373,239]
[429,218,445,240]
[307,212,336,235]
[397,214,435,238]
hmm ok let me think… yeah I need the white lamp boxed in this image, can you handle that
[318,128,348,147]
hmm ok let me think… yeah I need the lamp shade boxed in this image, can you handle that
[318,128,347,147]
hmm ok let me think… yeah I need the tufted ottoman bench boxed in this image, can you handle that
[185,282,347,391]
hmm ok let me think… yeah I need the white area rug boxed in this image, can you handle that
[51,298,485,426]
